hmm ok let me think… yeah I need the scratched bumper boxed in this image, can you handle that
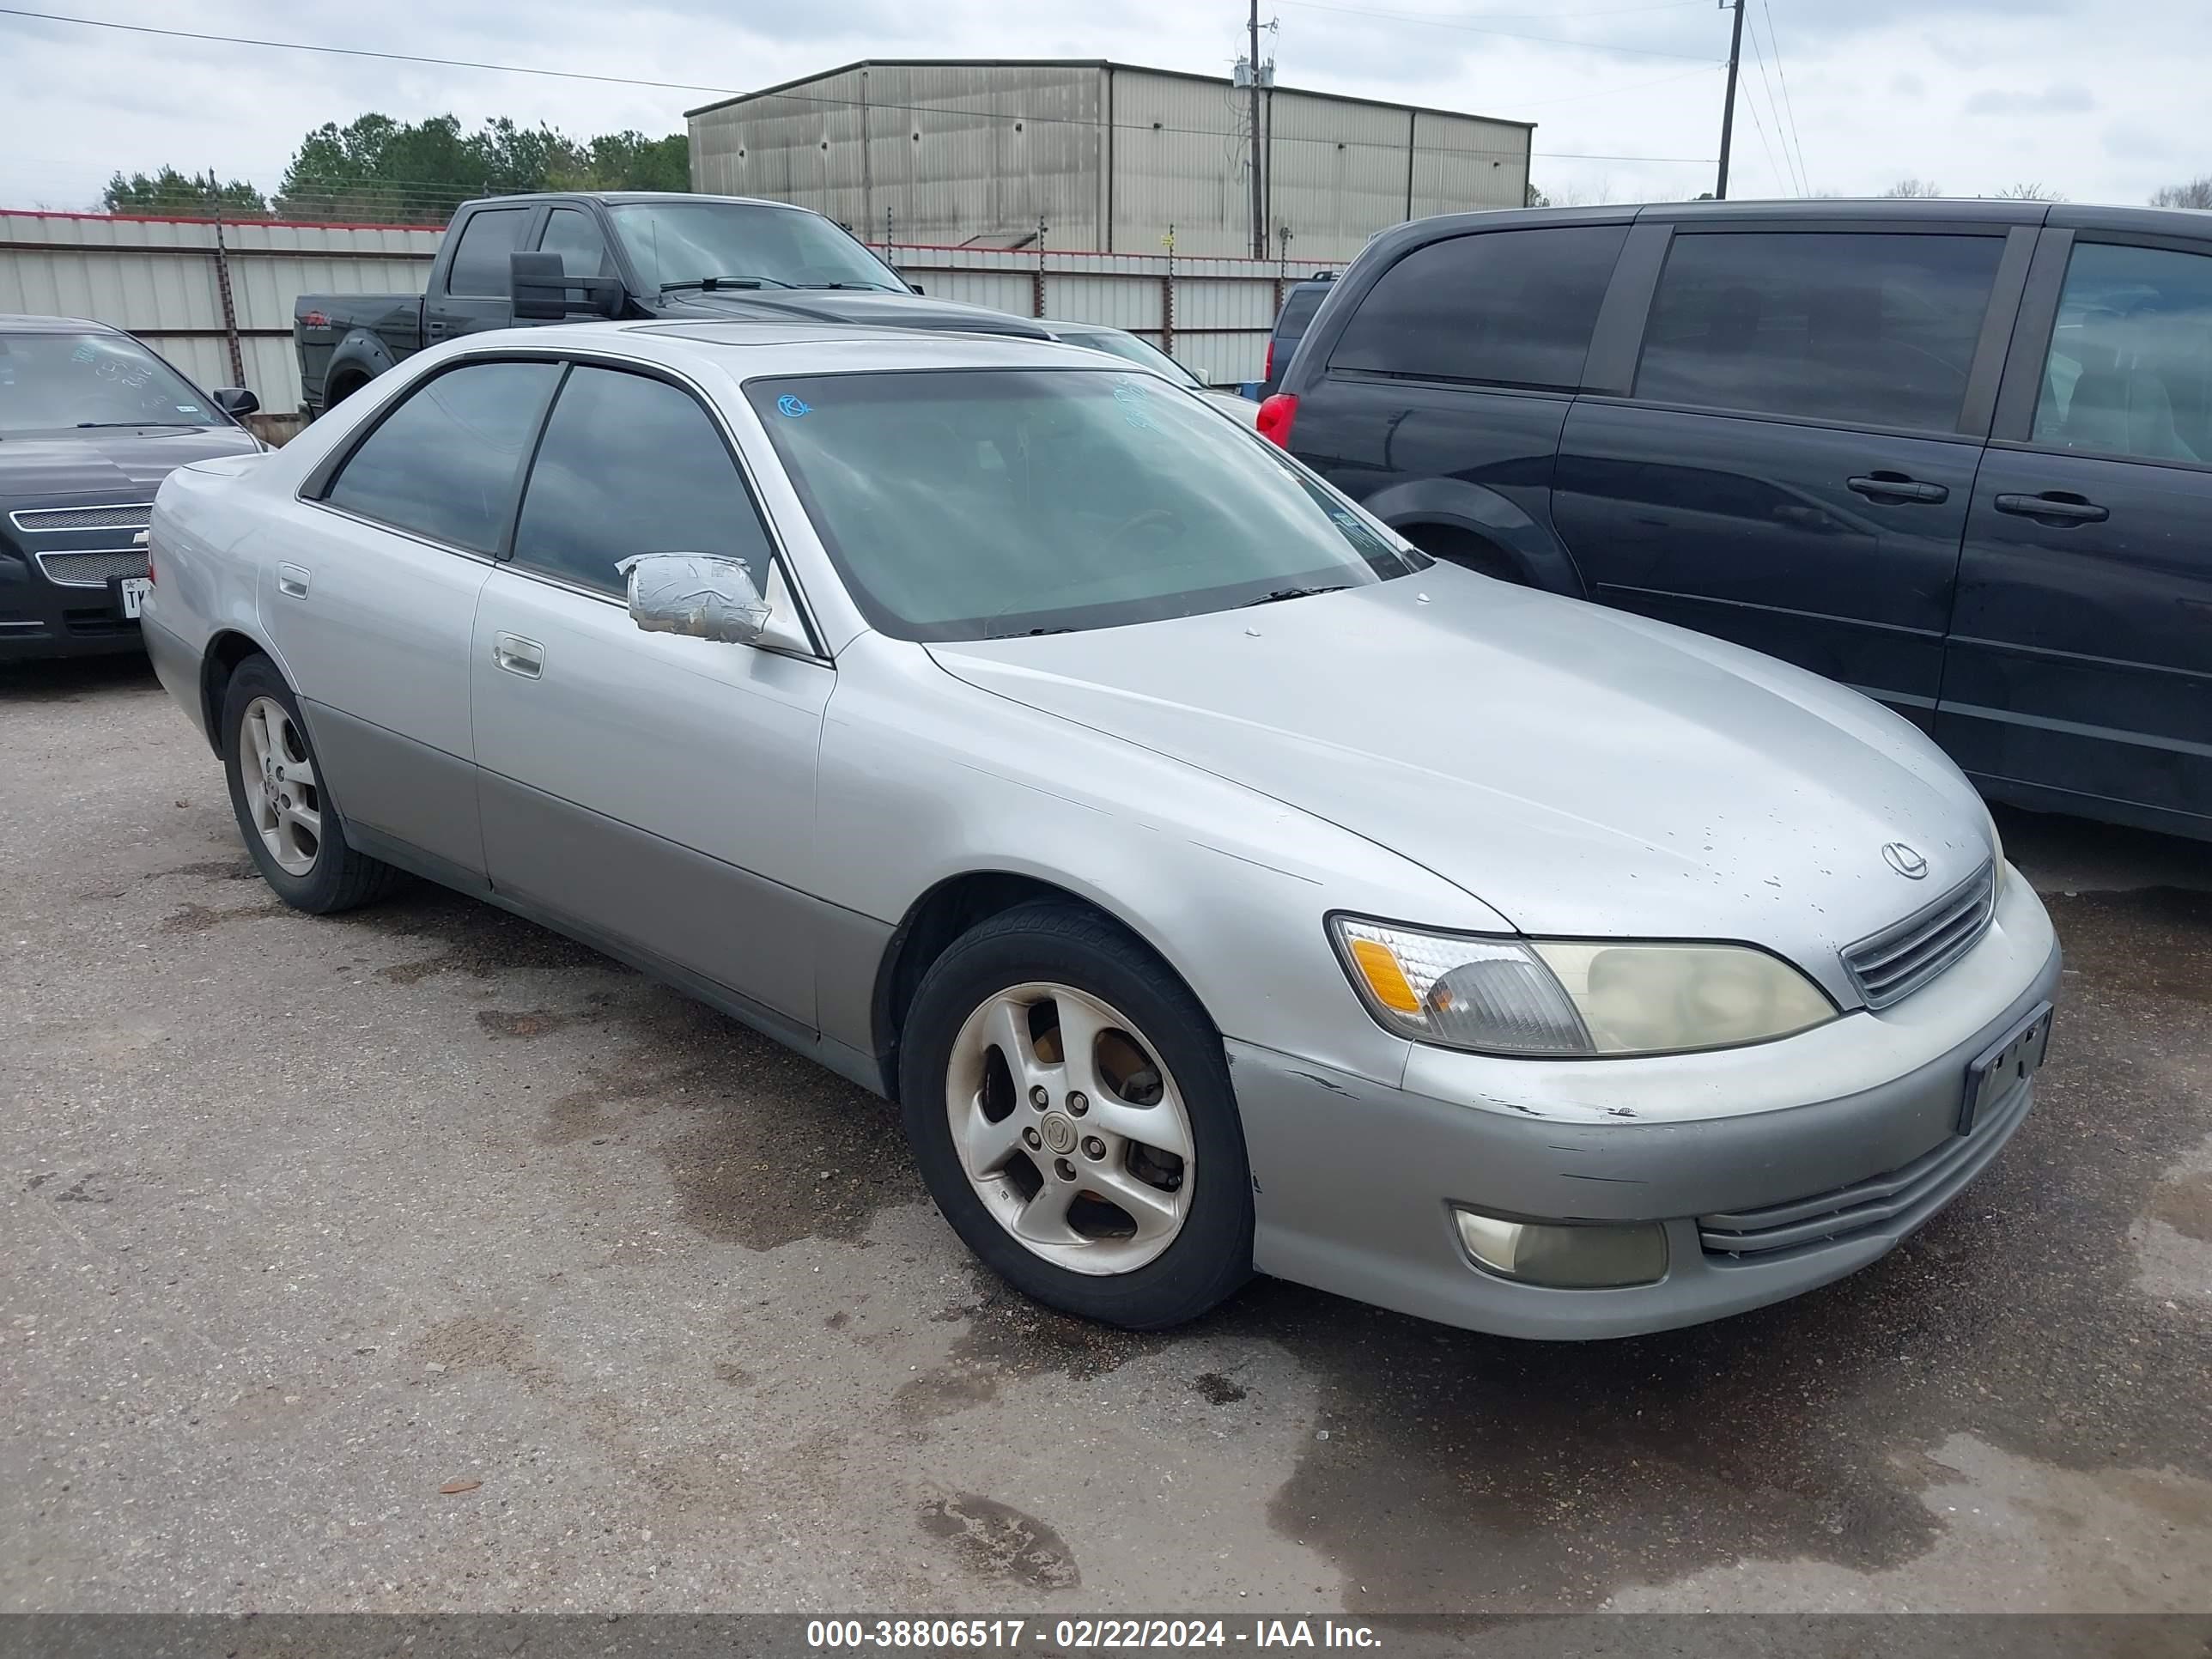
[1229,878,2063,1340]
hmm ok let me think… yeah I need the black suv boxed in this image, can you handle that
[1258,275,1336,398]
[1264,199,2212,843]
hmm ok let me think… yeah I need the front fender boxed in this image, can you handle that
[1361,475,1587,597]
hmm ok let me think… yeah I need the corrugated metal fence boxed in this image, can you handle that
[0,209,1346,411]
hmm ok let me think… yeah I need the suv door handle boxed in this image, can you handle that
[1848,473,1949,504]
[1994,491,2109,524]
[492,633,544,678]
[276,562,310,599]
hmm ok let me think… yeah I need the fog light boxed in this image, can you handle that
[1453,1207,1668,1289]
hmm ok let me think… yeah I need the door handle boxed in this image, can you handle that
[492,632,544,678]
[1848,474,1949,505]
[276,562,310,599]
[1994,492,2109,525]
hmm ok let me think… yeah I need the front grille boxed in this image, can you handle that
[1841,861,1996,1008]
[10,502,153,533]
[1700,1079,2033,1261]
[36,550,150,586]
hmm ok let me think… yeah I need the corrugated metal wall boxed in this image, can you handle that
[0,210,437,411]
[0,210,1340,399]
[689,62,1532,263]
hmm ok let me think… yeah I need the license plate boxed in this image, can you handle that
[1960,1001,2052,1134]
[115,577,150,619]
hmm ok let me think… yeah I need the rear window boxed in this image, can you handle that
[1328,227,1628,391]
[1274,285,1329,340]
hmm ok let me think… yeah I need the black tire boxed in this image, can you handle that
[898,901,1255,1329]
[221,655,404,914]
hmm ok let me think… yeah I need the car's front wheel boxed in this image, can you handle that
[221,656,402,913]
[899,902,1255,1329]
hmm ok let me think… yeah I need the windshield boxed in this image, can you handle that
[610,203,906,292]
[0,331,221,435]
[1054,329,1200,388]
[748,368,1423,642]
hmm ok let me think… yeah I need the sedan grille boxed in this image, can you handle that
[35,550,150,586]
[1841,861,1996,1009]
[10,503,153,533]
[1698,1077,2032,1260]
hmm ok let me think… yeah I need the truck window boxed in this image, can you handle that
[447,208,532,298]
[1329,228,1627,391]
[539,208,612,279]
[1634,230,2005,432]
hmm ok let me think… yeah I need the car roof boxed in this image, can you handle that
[0,314,118,334]
[470,318,1139,379]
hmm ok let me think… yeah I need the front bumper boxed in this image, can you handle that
[0,544,149,662]
[1232,872,2063,1340]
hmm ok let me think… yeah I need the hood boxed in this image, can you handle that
[659,289,1050,338]
[0,425,262,507]
[927,574,1992,972]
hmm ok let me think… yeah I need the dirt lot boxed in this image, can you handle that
[3,654,2208,1613]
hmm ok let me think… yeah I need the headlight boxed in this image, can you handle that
[1989,818,2008,899]
[1331,916,1837,1058]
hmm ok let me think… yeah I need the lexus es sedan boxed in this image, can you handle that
[142,319,2061,1339]
[1,314,261,661]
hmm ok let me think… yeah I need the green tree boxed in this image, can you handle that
[469,117,581,196]
[568,131,690,191]
[104,167,268,217]
[275,112,485,223]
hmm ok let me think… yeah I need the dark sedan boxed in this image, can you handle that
[1,315,263,661]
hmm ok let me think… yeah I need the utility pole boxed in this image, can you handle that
[1715,0,1745,200]
[1248,0,1266,258]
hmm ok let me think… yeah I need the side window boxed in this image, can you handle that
[1329,227,1629,390]
[323,360,558,551]
[539,208,611,278]
[2033,241,2212,465]
[511,365,775,597]
[1635,230,2004,431]
[446,208,531,298]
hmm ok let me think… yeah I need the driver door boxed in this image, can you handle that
[471,359,834,1026]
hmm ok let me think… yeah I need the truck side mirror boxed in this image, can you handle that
[510,251,624,320]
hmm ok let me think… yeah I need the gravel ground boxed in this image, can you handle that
[3,654,2207,1614]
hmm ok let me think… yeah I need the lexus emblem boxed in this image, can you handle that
[1882,842,1929,880]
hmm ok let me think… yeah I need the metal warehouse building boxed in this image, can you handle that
[687,60,1533,263]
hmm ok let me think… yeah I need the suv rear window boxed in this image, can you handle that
[1274,285,1328,340]
[1328,227,1628,391]
[1634,230,2005,432]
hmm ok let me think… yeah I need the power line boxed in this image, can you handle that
[1515,60,1718,108]
[2,5,1720,163]
[1742,7,1799,194]
[1760,0,1812,192]
[1737,22,1786,196]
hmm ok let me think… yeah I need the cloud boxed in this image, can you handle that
[1963,83,2096,116]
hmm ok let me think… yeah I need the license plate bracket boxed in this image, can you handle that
[112,575,150,619]
[1960,1001,2052,1135]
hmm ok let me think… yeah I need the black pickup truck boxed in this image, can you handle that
[295,191,1045,416]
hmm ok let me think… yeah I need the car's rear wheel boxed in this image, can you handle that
[221,656,402,914]
[899,902,1254,1328]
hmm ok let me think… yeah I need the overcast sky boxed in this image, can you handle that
[2,0,2205,216]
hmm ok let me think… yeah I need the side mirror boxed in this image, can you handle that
[620,552,773,645]
[511,251,624,320]
[210,386,259,418]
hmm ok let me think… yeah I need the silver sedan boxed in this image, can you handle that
[143,320,2061,1338]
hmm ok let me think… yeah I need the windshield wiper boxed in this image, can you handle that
[794,282,896,291]
[75,421,202,428]
[659,275,796,293]
[1241,585,1348,608]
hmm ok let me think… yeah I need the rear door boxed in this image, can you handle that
[1553,221,2031,723]
[1941,228,2212,837]
[277,357,562,878]
[471,359,833,1025]
[423,203,541,350]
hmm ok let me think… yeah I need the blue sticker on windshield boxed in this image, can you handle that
[71,342,99,363]
[776,395,811,418]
